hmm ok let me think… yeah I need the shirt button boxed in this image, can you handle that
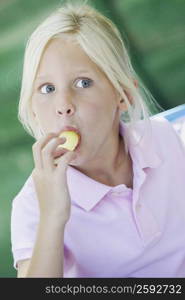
[136,203,142,211]
[111,191,120,196]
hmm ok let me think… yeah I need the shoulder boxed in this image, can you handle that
[128,116,185,163]
[150,116,185,150]
[145,117,185,167]
[12,172,35,202]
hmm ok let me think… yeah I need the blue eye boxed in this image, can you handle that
[40,84,55,94]
[76,78,92,88]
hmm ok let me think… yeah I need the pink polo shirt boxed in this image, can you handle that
[11,117,185,277]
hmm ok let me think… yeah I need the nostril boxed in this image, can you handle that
[56,107,73,115]
[57,110,62,115]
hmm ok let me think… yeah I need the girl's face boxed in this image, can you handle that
[32,37,124,167]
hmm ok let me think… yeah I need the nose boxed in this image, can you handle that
[56,102,75,117]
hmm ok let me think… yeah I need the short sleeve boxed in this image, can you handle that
[163,117,185,149]
[10,174,40,270]
[151,116,185,155]
[11,173,77,276]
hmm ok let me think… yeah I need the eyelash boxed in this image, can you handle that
[38,78,93,94]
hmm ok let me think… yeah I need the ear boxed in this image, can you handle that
[118,78,138,111]
[124,79,138,101]
[133,79,138,88]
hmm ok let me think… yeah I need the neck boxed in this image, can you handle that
[74,134,133,188]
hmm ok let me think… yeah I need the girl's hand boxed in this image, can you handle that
[31,132,77,223]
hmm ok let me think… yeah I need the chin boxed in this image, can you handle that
[69,152,88,167]
[69,155,80,166]
[69,160,77,166]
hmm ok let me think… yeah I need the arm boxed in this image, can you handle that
[22,214,66,278]
[16,133,76,278]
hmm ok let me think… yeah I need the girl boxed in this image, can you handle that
[11,0,185,278]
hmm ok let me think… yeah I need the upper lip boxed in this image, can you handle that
[58,126,81,136]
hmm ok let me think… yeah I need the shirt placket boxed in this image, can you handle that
[132,164,161,247]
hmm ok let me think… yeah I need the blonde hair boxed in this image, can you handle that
[18,0,164,154]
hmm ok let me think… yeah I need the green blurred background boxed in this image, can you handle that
[0,0,185,277]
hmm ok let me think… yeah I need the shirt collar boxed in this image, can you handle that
[67,119,162,211]
[123,119,162,170]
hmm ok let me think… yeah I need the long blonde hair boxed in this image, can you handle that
[18,0,164,154]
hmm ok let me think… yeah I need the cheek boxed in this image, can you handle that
[79,96,115,136]
[80,100,105,120]
[32,101,53,131]
[79,103,97,127]
[33,97,52,118]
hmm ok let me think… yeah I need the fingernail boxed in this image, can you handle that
[59,137,66,142]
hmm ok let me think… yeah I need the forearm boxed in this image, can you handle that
[26,214,67,278]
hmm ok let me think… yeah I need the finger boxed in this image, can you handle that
[42,137,67,171]
[53,143,69,160]
[32,132,57,170]
[55,150,77,174]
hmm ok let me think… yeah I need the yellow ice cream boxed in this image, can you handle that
[57,130,80,151]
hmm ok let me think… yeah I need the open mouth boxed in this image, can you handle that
[53,130,81,162]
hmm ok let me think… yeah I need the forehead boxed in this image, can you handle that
[40,38,93,67]
[37,37,106,78]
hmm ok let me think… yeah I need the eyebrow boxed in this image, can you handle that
[35,69,91,81]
